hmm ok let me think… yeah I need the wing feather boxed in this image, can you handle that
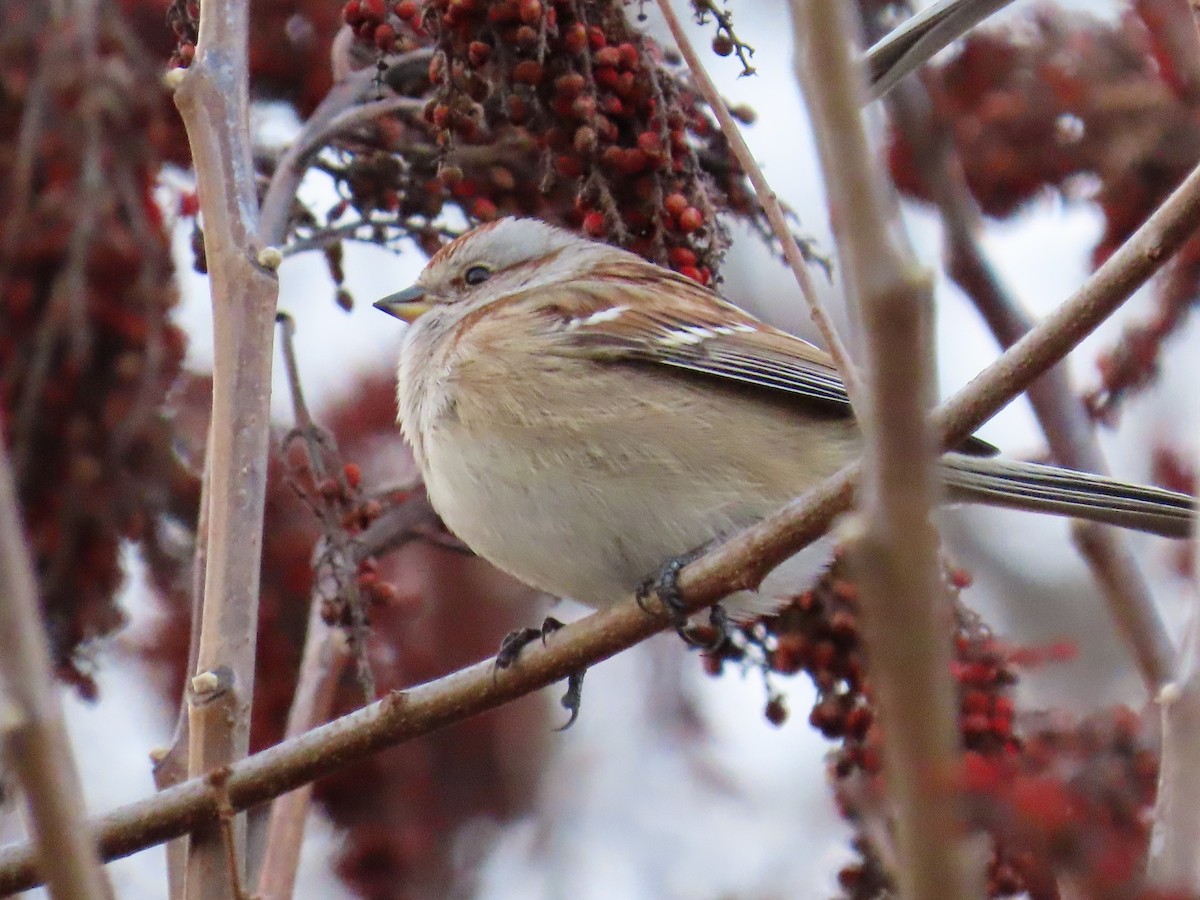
[538,275,856,414]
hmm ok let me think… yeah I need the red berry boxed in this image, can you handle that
[556,72,586,98]
[679,266,703,283]
[468,40,491,66]
[343,463,362,489]
[617,42,639,70]
[396,0,418,18]
[664,192,688,216]
[512,60,543,85]
[564,23,587,53]
[587,25,606,49]
[472,198,498,221]
[373,23,396,50]
[668,246,696,268]
[678,206,704,232]
[573,126,597,153]
[178,191,200,217]
[519,0,542,25]
[342,0,363,24]
[582,211,606,236]
[595,46,620,68]
[555,154,584,177]
[617,148,647,174]
[593,66,619,90]
[712,35,734,57]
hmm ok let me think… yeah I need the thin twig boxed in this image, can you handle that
[792,2,973,898]
[1149,187,1200,884]
[254,595,349,900]
[656,0,864,407]
[276,313,374,699]
[887,75,1175,694]
[0,435,109,900]
[257,50,432,248]
[150,436,210,900]
[172,0,280,892]
[7,79,1200,893]
[1149,522,1200,888]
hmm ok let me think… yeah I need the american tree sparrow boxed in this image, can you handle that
[375,217,1193,631]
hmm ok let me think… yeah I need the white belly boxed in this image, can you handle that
[421,420,840,618]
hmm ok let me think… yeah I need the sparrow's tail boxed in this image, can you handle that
[940,453,1195,539]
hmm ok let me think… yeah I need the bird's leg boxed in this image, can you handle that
[637,548,731,651]
[495,617,588,729]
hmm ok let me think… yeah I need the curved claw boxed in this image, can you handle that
[553,669,587,731]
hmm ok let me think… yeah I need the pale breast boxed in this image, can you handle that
[411,343,860,609]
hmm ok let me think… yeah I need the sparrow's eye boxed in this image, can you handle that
[463,265,492,286]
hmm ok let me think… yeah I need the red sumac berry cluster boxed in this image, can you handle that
[330,0,765,282]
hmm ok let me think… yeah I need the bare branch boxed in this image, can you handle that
[656,0,863,405]
[254,599,349,899]
[6,70,1200,892]
[792,2,973,897]
[171,0,279,891]
[0,435,109,900]
[887,76,1175,695]
[257,49,432,248]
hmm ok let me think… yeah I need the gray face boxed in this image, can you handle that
[374,218,628,323]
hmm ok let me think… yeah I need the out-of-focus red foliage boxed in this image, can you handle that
[0,2,188,691]
[142,372,548,897]
[708,553,1170,899]
[887,9,1200,424]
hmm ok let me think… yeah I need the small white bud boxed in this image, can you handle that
[257,246,284,271]
[190,670,222,696]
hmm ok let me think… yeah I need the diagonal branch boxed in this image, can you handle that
[6,108,1200,894]
[886,75,1175,695]
[656,0,863,405]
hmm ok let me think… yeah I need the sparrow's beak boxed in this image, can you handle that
[373,285,431,322]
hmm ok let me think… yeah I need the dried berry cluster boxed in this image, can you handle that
[0,3,187,690]
[318,0,765,285]
[707,553,1166,899]
[887,10,1200,424]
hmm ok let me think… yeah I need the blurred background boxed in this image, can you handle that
[4,0,1197,896]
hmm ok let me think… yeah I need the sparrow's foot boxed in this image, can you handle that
[496,616,564,670]
[495,618,588,730]
[637,550,731,650]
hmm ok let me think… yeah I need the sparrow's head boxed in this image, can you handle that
[373,217,622,323]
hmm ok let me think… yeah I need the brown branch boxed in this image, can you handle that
[656,0,863,406]
[887,76,1175,695]
[254,598,349,900]
[257,49,431,248]
[5,95,1200,897]
[0,436,109,900]
[149,441,209,900]
[171,0,279,892]
[792,3,972,898]
[277,313,374,698]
